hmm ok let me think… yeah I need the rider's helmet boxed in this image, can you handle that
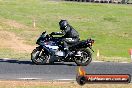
[59,20,68,30]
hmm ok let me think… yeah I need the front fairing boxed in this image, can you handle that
[36,32,48,45]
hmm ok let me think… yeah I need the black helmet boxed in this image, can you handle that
[59,20,68,30]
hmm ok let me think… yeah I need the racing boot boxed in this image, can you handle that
[64,48,71,59]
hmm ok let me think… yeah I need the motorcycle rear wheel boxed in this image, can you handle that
[74,49,92,66]
[31,47,49,65]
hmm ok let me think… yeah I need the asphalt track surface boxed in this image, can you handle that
[0,58,132,81]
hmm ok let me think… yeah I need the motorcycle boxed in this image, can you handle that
[31,31,94,66]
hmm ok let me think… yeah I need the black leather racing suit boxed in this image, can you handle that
[51,24,79,50]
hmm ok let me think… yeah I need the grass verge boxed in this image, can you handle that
[0,0,132,61]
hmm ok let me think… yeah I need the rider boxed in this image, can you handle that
[50,20,80,58]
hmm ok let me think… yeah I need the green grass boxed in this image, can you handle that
[0,48,30,59]
[0,0,132,61]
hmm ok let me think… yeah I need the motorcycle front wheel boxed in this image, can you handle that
[31,47,49,65]
[74,49,92,66]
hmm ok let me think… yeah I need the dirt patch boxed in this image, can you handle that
[0,17,37,30]
[0,31,36,53]
[0,80,132,88]
[0,81,70,86]
[1,18,29,29]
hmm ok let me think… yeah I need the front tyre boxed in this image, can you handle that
[75,49,92,66]
[31,47,49,65]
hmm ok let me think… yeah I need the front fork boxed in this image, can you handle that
[89,46,94,52]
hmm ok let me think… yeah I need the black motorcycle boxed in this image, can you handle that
[31,31,94,66]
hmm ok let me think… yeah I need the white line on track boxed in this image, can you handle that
[17,78,42,80]
[17,78,75,81]
[2,58,11,60]
[54,79,75,81]
[92,61,104,62]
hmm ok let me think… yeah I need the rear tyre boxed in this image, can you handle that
[74,49,92,66]
[31,47,49,65]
